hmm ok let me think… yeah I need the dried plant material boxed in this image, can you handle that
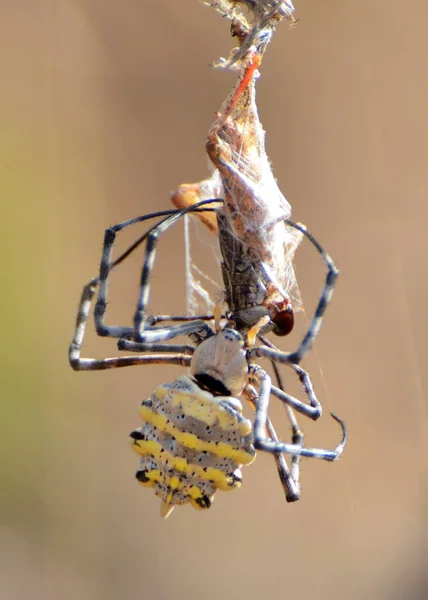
[204,0,296,67]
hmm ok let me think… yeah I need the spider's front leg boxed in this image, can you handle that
[69,274,192,372]
[70,204,224,370]
[132,212,218,347]
[282,220,339,365]
[92,211,214,350]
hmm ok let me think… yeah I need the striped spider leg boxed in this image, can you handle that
[69,202,221,373]
[244,318,346,499]
[249,366,346,462]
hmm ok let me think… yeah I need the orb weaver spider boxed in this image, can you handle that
[69,200,347,516]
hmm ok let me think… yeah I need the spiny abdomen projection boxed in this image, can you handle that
[130,375,255,518]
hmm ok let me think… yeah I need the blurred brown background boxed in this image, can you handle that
[1,1,428,599]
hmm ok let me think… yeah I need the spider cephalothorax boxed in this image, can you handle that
[191,327,248,397]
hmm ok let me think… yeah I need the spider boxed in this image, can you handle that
[128,311,345,518]
[69,201,347,513]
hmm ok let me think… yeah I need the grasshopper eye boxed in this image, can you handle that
[271,305,294,337]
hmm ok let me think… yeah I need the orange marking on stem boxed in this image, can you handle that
[223,53,262,119]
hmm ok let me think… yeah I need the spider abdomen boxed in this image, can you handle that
[130,375,255,518]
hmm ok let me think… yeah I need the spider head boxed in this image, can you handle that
[191,327,248,397]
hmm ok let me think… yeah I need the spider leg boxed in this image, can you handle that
[145,314,216,324]
[270,361,302,502]
[245,380,300,502]
[69,201,223,370]
[284,219,339,365]
[94,219,210,344]
[253,336,323,418]
[131,204,224,344]
[117,314,217,352]
[69,277,191,371]
[90,201,221,347]
[270,367,322,420]
[93,209,186,340]
[251,365,347,461]
[117,340,195,355]
[266,417,300,502]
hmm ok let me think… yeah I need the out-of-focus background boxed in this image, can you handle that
[2,1,428,599]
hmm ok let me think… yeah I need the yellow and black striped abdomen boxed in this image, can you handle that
[130,375,255,517]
